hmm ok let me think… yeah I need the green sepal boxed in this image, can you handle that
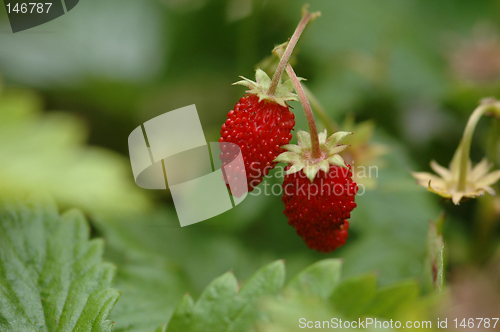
[274,152,303,164]
[280,144,302,154]
[276,130,351,182]
[255,68,271,87]
[329,144,349,155]
[296,131,312,149]
[328,155,347,168]
[326,131,352,149]
[303,164,321,182]
[233,69,298,107]
[286,163,306,175]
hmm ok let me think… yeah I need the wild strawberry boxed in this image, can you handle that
[275,130,358,252]
[219,69,298,196]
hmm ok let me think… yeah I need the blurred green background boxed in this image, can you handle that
[1,0,500,331]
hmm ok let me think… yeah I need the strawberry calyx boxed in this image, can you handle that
[274,129,352,182]
[233,69,301,107]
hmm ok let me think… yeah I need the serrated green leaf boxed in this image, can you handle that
[191,272,239,331]
[363,280,420,319]
[108,255,187,332]
[329,273,378,319]
[256,295,339,332]
[257,263,428,332]
[285,259,342,299]
[164,260,285,332]
[164,294,194,332]
[227,260,285,332]
[256,261,413,332]
[93,208,273,332]
[0,196,120,332]
[237,260,285,299]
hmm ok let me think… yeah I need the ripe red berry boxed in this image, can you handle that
[282,165,357,252]
[219,69,298,196]
[274,129,357,252]
[219,95,295,195]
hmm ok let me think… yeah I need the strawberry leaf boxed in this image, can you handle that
[159,294,194,332]
[285,259,342,299]
[0,196,120,332]
[164,260,285,332]
[152,257,430,332]
[93,207,283,332]
[257,268,423,332]
[329,273,378,319]
[363,280,420,319]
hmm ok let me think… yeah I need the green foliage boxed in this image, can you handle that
[90,129,442,332]
[0,196,120,332]
[258,268,425,331]
[161,259,429,332]
[1,1,497,331]
[0,196,439,332]
[363,281,420,319]
[0,88,151,215]
[164,260,284,332]
[92,208,276,332]
[329,274,378,319]
[107,254,187,332]
[285,259,342,299]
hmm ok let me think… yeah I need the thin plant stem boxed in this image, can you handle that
[286,63,321,159]
[457,100,500,191]
[487,120,500,166]
[267,8,319,96]
[302,84,339,133]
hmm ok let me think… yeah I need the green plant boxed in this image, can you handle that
[1,2,499,331]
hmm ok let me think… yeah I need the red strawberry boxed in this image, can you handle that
[275,130,357,252]
[219,69,298,196]
[282,165,357,252]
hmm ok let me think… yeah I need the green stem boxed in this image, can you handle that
[457,100,500,191]
[302,84,339,134]
[267,8,318,96]
[286,64,321,159]
[487,120,500,166]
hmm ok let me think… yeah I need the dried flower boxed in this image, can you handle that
[412,98,500,204]
[413,157,500,205]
